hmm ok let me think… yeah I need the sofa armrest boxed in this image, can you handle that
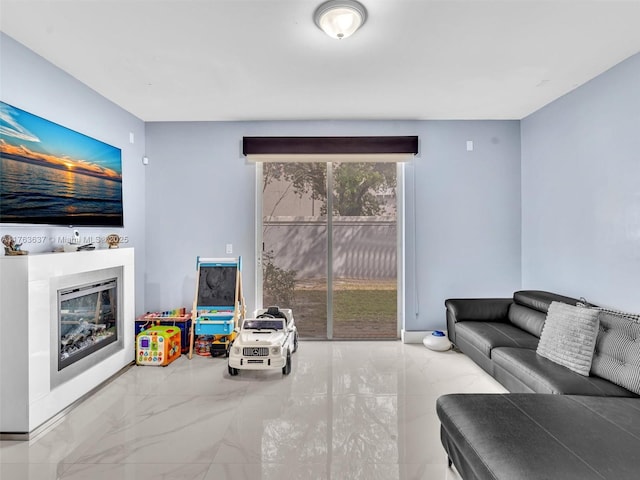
[445,298,512,344]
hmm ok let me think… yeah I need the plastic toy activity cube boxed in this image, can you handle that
[136,325,182,366]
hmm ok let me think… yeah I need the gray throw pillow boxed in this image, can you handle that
[536,301,600,376]
[591,311,640,395]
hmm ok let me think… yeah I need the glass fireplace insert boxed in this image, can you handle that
[58,278,118,371]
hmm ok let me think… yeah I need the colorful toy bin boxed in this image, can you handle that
[136,325,182,366]
[135,309,191,353]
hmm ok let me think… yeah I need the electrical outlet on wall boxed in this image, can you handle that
[226,244,233,254]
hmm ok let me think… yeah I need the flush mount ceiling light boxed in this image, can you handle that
[314,0,367,40]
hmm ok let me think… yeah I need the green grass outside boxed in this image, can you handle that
[284,288,397,338]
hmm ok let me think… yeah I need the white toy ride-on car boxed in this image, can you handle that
[227,306,298,376]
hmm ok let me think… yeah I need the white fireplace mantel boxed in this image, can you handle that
[0,248,135,435]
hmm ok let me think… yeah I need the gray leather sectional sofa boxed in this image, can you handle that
[436,290,640,480]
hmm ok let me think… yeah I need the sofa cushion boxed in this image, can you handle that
[454,322,540,358]
[508,291,582,338]
[513,290,580,313]
[536,302,600,376]
[493,347,637,396]
[437,393,640,480]
[591,311,640,395]
[507,303,547,338]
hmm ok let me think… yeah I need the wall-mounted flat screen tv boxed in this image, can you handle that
[0,101,124,227]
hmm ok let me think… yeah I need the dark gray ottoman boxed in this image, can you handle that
[436,393,640,480]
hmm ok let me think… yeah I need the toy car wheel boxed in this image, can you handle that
[228,365,239,376]
[292,332,299,353]
[282,350,291,375]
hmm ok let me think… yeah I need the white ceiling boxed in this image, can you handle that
[1,0,639,122]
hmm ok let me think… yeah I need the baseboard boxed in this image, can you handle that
[401,329,450,344]
[401,330,431,343]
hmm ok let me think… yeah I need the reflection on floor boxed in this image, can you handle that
[0,341,507,480]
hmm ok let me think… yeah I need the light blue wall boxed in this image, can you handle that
[145,120,522,331]
[412,121,521,329]
[521,53,640,311]
[0,33,147,314]
[1,33,523,330]
[5,30,638,332]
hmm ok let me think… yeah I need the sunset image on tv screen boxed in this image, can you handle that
[0,101,124,226]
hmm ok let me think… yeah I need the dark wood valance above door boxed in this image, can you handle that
[242,136,418,163]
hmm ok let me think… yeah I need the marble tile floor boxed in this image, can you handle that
[0,341,507,480]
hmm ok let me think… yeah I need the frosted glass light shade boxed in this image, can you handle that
[314,0,367,40]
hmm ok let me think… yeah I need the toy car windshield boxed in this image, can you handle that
[243,319,285,330]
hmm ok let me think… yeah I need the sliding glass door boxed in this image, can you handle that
[260,161,398,339]
[261,162,328,338]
